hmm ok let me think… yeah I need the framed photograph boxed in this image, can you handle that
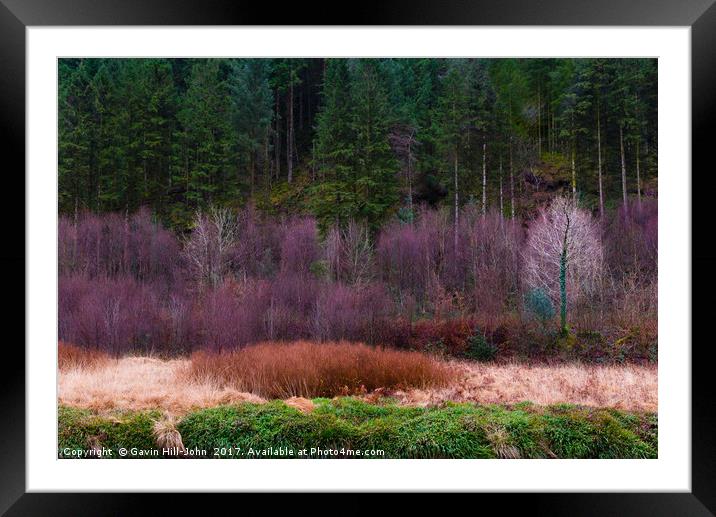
[3,0,714,512]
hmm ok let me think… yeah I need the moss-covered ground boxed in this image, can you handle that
[58,398,657,459]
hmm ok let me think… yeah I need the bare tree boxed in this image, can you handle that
[523,197,602,336]
[325,220,373,285]
[183,206,238,289]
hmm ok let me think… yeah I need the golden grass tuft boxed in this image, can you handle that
[152,414,185,454]
[185,341,454,399]
[59,355,264,414]
[485,425,521,459]
[284,397,316,414]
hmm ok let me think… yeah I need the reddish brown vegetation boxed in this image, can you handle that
[185,341,453,398]
[58,342,110,371]
[380,313,655,363]
[58,353,657,414]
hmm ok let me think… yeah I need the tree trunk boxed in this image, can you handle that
[264,129,271,198]
[570,111,576,204]
[453,151,459,252]
[407,136,414,214]
[275,92,281,181]
[537,86,541,158]
[597,105,604,218]
[560,212,571,337]
[620,124,628,209]
[636,138,642,208]
[571,145,576,204]
[299,82,304,131]
[250,154,255,197]
[311,141,316,182]
[482,139,487,217]
[509,136,515,219]
[560,245,568,337]
[287,76,294,184]
[499,154,504,218]
[185,154,189,211]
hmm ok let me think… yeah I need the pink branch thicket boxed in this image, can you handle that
[523,197,603,307]
[182,206,238,289]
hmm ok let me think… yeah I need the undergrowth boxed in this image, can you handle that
[59,399,657,459]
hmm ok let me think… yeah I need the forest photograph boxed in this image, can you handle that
[57,57,658,460]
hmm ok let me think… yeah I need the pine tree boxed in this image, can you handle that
[228,59,273,197]
[349,59,399,230]
[175,59,233,225]
[59,59,96,213]
[311,59,355,229]
[271,59,307,183]
[433,59,472,249]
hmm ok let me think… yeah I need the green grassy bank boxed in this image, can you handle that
[59,398,657,459]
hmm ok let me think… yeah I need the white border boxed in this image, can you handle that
[27,27,690,492]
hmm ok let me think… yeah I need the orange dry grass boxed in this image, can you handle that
[393,361,657,412]
[58,347,657,414]
[186,341,453,399]
[59,356,263,414]
[58,342,110,371]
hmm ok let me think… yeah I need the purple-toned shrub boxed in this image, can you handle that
[324,221,374,284]
[604,198,658,280]
[195,282,242,352]
[279,217,320,275]
[315,282,393,342]
[59,208,181,284]
[376,211,442,302]
[183,207,238,289]
[456,209,523,315]
[231,205,281,279]
[266,273,320,340]
[58,274,166,356]
[377,207,522,316]
[57,203,657,360]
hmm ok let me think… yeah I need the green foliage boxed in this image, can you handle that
[309,259,329,279]
[58,401,657,459]
[464,329,498,362]
[58,57,658,232]
[177,60,234,208]
[432,60,472,197]
[312,59,399,231]
[58,406,160,456]
[397,206,415,224]
[227,59,273,194]
[524,287,556,324]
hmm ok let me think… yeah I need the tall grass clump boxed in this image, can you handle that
[186,341,454,398]
[58,341,111,371]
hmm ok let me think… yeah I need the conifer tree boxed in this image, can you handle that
[312,59,355,229]
[228,59,273,197]
[433,59,472,249]
[349,59,399,230]
[175,60,233,224]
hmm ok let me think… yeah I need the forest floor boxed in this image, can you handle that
[58,355,657,415]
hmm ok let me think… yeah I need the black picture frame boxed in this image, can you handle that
[1,0,714,513]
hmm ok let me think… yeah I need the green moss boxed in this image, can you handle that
[58,406,160,458]
[58,400,657,459]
